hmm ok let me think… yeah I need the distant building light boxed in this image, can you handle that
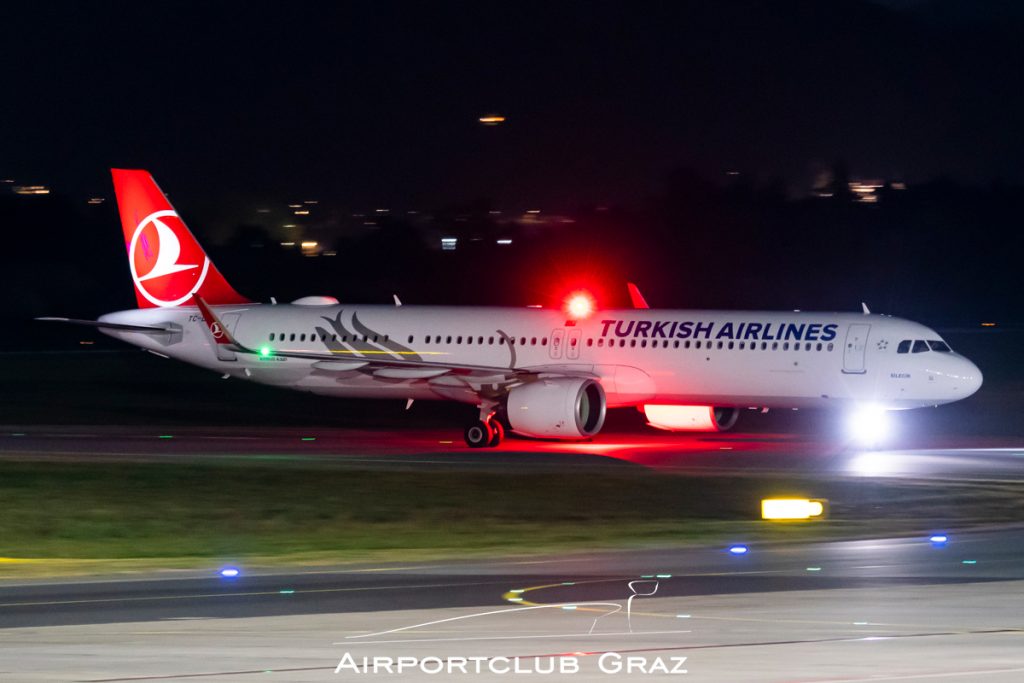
[496,239,512,245]
[86,197,105,205]
[363,221,377,227]
[441,237,457,251]
[303,200,318,204]
[375,208,389,213]
[300,241,318,249]
[726,170,740,176]
[282,224,297,228]
[489,210,502,215]
[1,179,13,183]
[13,185,50,195]
[479,115,506,125]
[294,209,310,215]
[256,208,271,213]
[407,210,419,215]
[891,181,907,190]
[323,250,337,256]
[980,322,997,327]
[288,204,303,208]
[526,209,540,214]
[280,241,295,247]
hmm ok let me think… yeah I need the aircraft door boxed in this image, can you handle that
[566,329,582,360]
[550,328,565,359]
[842,323,870,374]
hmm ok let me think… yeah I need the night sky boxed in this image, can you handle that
[3,0,1024,213]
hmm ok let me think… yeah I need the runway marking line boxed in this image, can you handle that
[0,579,513,609]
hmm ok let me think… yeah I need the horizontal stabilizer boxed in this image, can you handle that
[35,317,171,333]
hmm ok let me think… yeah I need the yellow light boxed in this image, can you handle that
[761,498,826,520]
[479,115,506,125]
[981,322,996,327]
[300,241,318,248]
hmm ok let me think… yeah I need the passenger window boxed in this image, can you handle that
[269,333,275,341]
[816,342,822,351]
[695,340,702,349]
[456,336,462,344]
[805,342,811,351]
[332,334,338,342]
[521,337,527,346]
[489,336,495,345]
[586,338,592,347]
[772,342,778,350]
[684,340,691,349]
[738,342,745,350]
[928,340,952,352]
[897,340,911,354]
[478,336,484,344]
[598,339,604,347]
[408,335,414,343]
[717,341,724,349]
[570,337,577,347]
[912,340,929,353]
[630,339,637,348]
[300,333,306,342]
[827,343,834,351]
[761,342,767,350]
[783,342,789,350]
[446,336,452,344]
[532,337,538,346]
[541,337,547,345]
[290,333,296,342]
[435,335,441,343]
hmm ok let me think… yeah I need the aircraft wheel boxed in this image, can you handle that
[464,420,493,448]
[487,419,505,447]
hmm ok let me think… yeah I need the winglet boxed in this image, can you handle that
[193,295,242,348]
[627,282,650,309]
[861,302,871,314]
[393,294,402,307]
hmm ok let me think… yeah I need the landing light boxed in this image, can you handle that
[847,405,892,446]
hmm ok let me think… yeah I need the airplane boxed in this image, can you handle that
[39,169,983,448]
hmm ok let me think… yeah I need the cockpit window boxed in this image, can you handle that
[927,340,952,352]
[897,340,912,354]
[912,340,929,353]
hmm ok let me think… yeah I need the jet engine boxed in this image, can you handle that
[506,378,607,439]
[643,405,740,432]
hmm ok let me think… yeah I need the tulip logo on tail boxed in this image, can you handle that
[129,210,211,307]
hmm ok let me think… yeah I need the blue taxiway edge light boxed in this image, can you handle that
[929,534,949,546]
[219,567,240,578]
[728,545,749,555]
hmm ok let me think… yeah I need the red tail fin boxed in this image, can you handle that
[111,169,249,308]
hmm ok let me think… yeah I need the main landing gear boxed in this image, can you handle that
[464,403,505,448]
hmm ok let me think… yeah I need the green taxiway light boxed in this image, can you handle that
[279,589,295,594]
[301,437,316,441]
[158,435,173,439]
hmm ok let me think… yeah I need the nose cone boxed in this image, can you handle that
[955,358,983,399]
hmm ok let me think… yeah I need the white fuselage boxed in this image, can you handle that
[98,304,983,411]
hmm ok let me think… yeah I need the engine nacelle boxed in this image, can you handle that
[507,378,607,439]
[643,405,740,432]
